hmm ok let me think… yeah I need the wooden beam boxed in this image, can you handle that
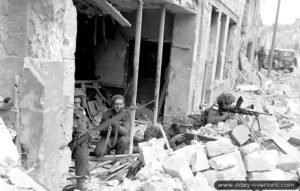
[129,1,143,155]
[152,4,166,127]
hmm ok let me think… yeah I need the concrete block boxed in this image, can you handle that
[191,148,210,172]
[205,138,235,157]
[231,125,250,145]
[139,138,168,165]
[142,180,173,191]
[209,153,237,170]
[244,150,278,172]
[248,169,285,180]
[0,117,19,167]
[276,153,300,171]
[162,154,193,181]
[239,142,262,158]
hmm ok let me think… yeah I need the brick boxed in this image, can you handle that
[209,153,237,170]
[244,150,278,172]
[162,154,193,181]
[276,153,300,171]
[239,142,262,158]
[136,161,164,181]
[248,169,285,180]
[205,138,235,157]
[191,148,210,172]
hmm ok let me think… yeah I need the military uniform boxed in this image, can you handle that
[94,108,130,156]
[72,107,89,184]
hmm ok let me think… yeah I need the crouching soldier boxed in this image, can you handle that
[206,93,236,124]
[94,95,134,156]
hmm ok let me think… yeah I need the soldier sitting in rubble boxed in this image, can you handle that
[94,94,138,156]
[206,93,236,124]
[72,90,98,190]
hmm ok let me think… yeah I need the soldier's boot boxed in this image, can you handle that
[76,178,89,191]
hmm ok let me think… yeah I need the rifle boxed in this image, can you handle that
[68,99,156,152]
[219,97,272,117]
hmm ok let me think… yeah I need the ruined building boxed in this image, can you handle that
[0,0,261,190]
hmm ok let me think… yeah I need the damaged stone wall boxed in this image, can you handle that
[0,0,77,190]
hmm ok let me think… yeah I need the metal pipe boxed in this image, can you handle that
[152,4,166,127]
[129,0,143,155]
[268,0,281,76]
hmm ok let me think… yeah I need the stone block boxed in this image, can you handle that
[216,166,245,180]
[139,138,168,166]
[162,154,193,181]
[184,175,213,191]
[136,161,164,181]
[230,150,247,178]
[202,169,217,188]
[271,134,300,161]
[244,150,278,172]
[288,126,300,146]
[239,142,261,158]
[230,125,250,145]
[248,169,285,180]
[283,171,299,181]
[7,168,47,191]
[174,143,204,165]
[191,148,210,172]
[195,172,213,191]
[205,138,235,157]
[0,117,19,167]
[276,153,300,171]
[209,153,237,170]
[142,180,173,191]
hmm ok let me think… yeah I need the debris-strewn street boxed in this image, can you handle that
[1,0,300,190]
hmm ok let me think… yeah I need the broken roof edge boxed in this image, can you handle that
[108,0,198,15]
[90,0,132,27]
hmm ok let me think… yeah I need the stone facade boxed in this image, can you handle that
[164,0,262,123]
[0,0,77,190]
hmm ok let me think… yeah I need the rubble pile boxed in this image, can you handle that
[87,68,300,190]
[0,117,47,191]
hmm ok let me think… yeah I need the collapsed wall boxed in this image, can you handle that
[0,0,77,190]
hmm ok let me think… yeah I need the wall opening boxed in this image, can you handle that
[127,40,171,120]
